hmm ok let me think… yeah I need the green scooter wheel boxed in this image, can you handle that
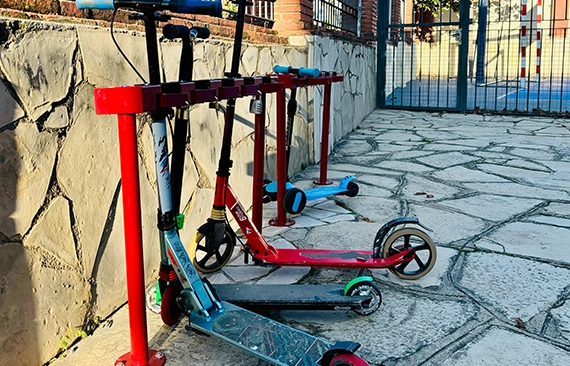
[345,281,382,316]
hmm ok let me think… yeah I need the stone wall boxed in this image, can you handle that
[0,15,376,365]
[311,35,377,159]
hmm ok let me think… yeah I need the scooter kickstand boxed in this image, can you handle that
[178,297,211,337]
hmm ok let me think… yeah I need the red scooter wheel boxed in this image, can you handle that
[161,282,182,326]
[328,352,370,366]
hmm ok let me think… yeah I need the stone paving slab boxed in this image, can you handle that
[50,110,570,366]
[433,327,570,366]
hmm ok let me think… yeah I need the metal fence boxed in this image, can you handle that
[470,0,570,114]
[245,0,274,22]
[223,0,274,23]
[379,0,570,115]
[313,0,360,35]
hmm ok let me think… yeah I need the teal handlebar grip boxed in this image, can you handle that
[76,0,222,17]
[273,65,291,74]
[273,65,320,78]
[298,67,320,77]
[76,0,114,9]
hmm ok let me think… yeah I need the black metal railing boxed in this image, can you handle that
[467,4,570,114]
[223,0,274,23]
[246,0,274,21]
[313,0,360,35]
[381,0,570,115]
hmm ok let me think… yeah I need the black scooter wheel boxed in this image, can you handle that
[283,187,307,214]
[344,181,359,197]
[262,178,274,203]
[328,353,370,366]
[189,225,236,273]
[345,281,382,316]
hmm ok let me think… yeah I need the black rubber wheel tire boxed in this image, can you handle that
[346,281,382,316]
[344,181,359,197]
[189,225,236,273]
[262,178,273,203]
[329,353,370,366]
[160,282,182,326]
[382,228,437,280]
[283,187,306,214]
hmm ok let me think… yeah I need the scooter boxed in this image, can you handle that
[78,0,373,365]
[262,65,359,215]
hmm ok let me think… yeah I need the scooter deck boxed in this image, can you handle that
[265,180,352,201]
[303,185,350,200]
[258,248,413,268]
[213,284,369,311]
[191,301,331,365]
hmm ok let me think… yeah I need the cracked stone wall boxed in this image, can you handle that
[311,35,377,161]
[0,17,376,365]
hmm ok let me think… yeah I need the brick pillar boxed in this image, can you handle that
[361,0,377,39]
[552,0,568,38]
[273,0,314,35]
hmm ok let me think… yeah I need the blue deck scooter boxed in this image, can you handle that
[263,65,359,214]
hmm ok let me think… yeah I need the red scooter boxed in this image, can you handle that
[188,24,437,281]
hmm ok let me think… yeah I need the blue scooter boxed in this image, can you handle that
[263,65,359,214]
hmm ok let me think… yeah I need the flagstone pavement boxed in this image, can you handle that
[51,110,570,366]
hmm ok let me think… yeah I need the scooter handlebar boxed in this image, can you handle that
[273,65,321,78]
[76,0,222,17]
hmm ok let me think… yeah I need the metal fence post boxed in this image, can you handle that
[377,0,388,108]
[457,0,471,113]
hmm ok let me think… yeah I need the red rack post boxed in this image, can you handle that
[252,92,266,232]
[114,114,165,366]
[314,81,333,185]
[93,85,166,366]
[269,87,295,227]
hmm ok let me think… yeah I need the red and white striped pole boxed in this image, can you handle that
[521,0,527,88]
[536,0,542,82]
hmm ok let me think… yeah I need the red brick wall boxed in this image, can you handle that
[361,0,378,39]
[552,0,568,38]
[0,0,60,14]
[0,0,376,42]
[275,0,377,41]
[273,0,314,34]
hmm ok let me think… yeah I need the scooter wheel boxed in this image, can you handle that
[344,181,359,197]
[283,187,306,214]
[161,282,182,326]
[345,281,382,316]
[328,353,370,366]
[382,228,437,280]
[189,225,236,273]
[262,178,274,203]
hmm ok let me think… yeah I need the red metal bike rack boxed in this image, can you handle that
[264,72,344,226]
[92,78,271,366]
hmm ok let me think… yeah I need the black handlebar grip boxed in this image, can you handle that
[163,24,190,39]
[163,24,210,40]
[189,26,210,39]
